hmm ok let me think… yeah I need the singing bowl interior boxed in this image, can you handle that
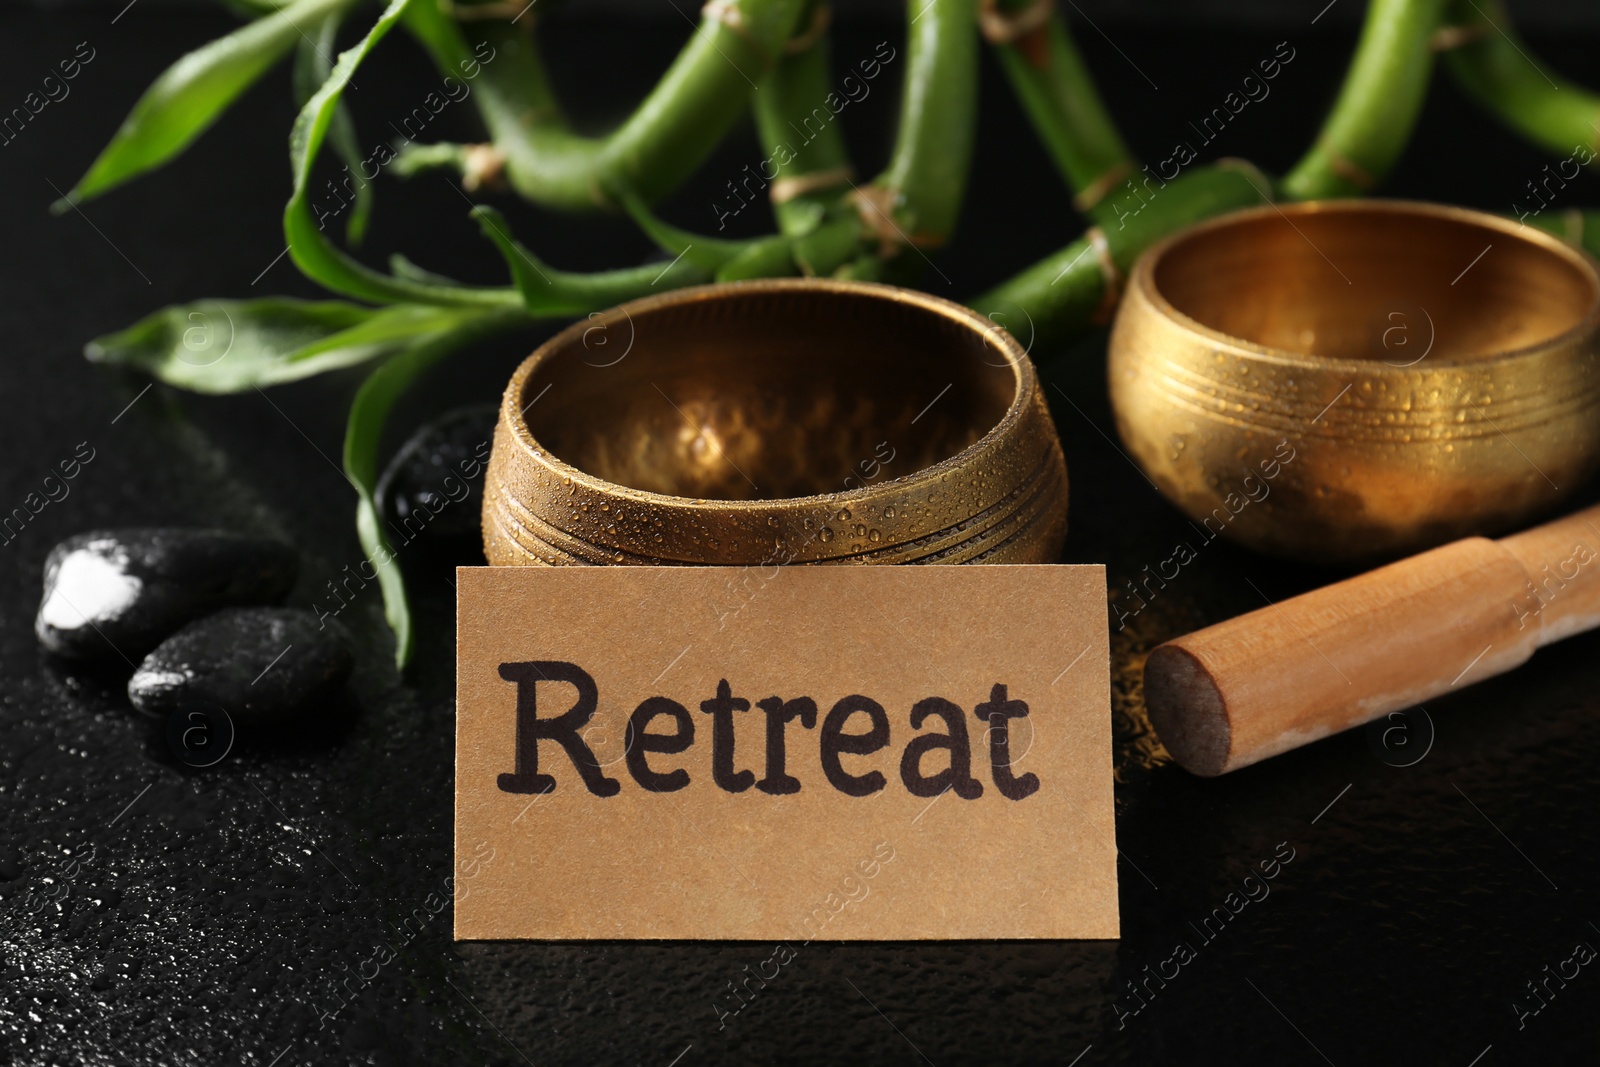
[1153,201,1600,362]
[523,284,1016,501]
[1111,200,1600,562]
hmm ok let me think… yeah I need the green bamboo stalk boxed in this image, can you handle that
[970,163,1270,343]
[602,0,807,200]
[402,0,806,210]
[399,7,599,207]
[1439,0,1600,161]
[1281,0,1445,200]
[751,1,857,237]
[987,5,1138,225]
[867,0,979,248]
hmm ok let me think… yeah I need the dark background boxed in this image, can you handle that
[22,0,1600,27]
[2,1,1598,1064]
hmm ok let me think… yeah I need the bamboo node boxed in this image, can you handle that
[784,4,832,54]
[703,0,770,64]
[702,0,745,29]
[1563,208,1586,247]
[462,144,508,193]
[1086,226,1124,325]
[850,185,943,255]
[1316,136,1378,191]
[1073,160,1132,212]
[770,165,854,204]
[851,184,903,254]
[1428,23,1492,52]
[978,0,1054,46]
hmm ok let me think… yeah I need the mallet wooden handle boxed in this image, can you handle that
[1144,504,1600,776]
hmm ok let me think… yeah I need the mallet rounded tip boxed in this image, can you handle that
[1144,644,1231,777]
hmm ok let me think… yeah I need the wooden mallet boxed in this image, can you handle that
[1143,503,1600,776]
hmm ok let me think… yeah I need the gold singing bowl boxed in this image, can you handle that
[483,279,1067,567]
[1109,200,1600,562]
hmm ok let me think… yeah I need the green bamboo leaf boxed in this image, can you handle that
[55,0,353,210]
[284,0,518,308]
[221,0,300,13]
[343,307,527,667]
[466,205,564,309]
[85,298,470,393]
[292,9,372,246]
[388,254,465,287]
[617,190,753,273]
[470,204,714,315]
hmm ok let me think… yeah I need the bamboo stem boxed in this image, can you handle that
[1281,0,1445,200]
[987,4,1137,224]
[599,0,807,201]
[1439,0,1600,160]
[969,164,1270,342]
[866,0,979,249]
[403,0,806,210]
[751,1,857,237]
[402,7,600,208]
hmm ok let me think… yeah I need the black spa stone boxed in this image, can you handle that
[35,528,298,661]
[126,607,352,726]
[374,404,497,548]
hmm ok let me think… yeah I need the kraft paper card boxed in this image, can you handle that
[454,564,1118,940]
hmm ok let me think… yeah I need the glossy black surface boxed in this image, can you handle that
[1,6,1596,1065]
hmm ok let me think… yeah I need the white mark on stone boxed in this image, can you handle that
[40,549,141,630]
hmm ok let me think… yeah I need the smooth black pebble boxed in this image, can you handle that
[375,404,496,548]
[36,528,298,661]
[127,607,351,727]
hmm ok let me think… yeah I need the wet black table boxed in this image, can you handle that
[2,4,1597,1064]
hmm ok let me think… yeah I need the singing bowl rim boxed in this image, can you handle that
[1130,198,1600,372]
[496,278,1036,511]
